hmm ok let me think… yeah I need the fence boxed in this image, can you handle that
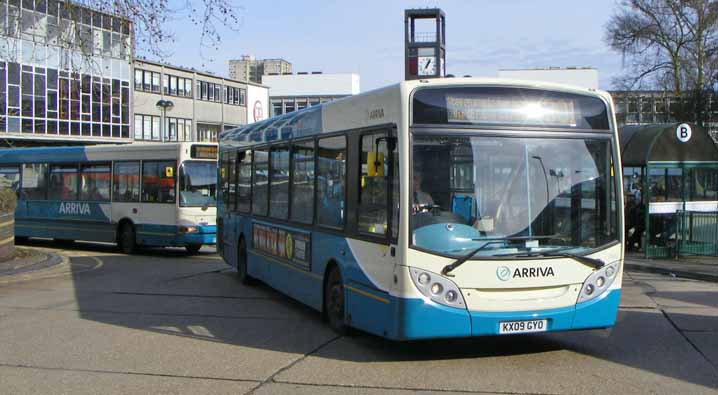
[676,210,718,257]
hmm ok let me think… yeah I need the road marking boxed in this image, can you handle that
[0,255,103,285]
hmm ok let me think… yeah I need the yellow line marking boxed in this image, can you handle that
[0,236,14,246]
[250,250,322,280]
[137,232,176,237]
[345,285,390,304]
[0,219,15,228]
[0,255,103,285]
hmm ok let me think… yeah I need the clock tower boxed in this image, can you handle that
[405,8,446,80]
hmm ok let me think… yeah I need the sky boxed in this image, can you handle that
[145,0,626,92]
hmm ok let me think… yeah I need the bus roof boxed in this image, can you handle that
[0,142,193,164]
[218,77,613,150]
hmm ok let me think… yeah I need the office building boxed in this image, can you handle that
[262,72,360,116]
[133,59,268,143]
[0,0,133,146]
[228,55,291,84]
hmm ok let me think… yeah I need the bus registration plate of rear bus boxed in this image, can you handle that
[499,319,548,334]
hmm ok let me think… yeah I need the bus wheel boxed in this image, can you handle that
[118,224,136,254]
[324,266,349,335]
[185,244,202,254]
[237,238,255,285]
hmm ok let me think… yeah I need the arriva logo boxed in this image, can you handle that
[59,202,91,216]
[497,266,511,281]
[497,266,556,281]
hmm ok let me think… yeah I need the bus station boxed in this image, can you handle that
[1,2,718,394]
[621,123,718,258]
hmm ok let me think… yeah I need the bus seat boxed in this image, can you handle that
[451,195,473,224]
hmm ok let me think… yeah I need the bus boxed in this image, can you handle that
[0,142,217,254]
[218,78,623,340]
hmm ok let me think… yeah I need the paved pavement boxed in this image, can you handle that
[0,240,717,394]
[625,254,718,282]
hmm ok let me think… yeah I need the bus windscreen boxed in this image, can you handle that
[413,87,610,130]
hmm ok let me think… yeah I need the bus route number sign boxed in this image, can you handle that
[191,145,218,160]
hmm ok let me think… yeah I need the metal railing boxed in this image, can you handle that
[676,210,718,257]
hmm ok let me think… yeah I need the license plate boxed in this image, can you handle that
[499,319,548,334]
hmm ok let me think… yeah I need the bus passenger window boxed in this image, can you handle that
[252,148,269,216]
[142,161,176,203]
[359,133,390,236]
[113,161,140,202]
[48,164,79,201]
[237,151,252,212]
[80,163,111,202]
[21,163,48,200]
[291,141,314,224]
[269,146,290,219]
[316,136,346,228]
[0,166,21,193]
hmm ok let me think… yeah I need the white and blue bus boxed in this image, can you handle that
[218,78,623,340]
[0,142,217,254]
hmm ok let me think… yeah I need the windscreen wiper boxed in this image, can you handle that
[441,235,560,276]
[495,248,605,270]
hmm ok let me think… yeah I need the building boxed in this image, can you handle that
[1,1,133,147]
[133,59,268,143]
[228,55,291,84]
[262,72,360,116]
[498,68,599,90]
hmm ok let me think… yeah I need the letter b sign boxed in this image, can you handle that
[676,123,692,143]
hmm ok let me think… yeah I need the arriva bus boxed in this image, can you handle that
[218,78,623,340]
[0,142,217,254]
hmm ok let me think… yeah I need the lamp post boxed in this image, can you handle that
[156,99,174,143]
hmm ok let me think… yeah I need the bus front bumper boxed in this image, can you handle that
[395,289,620,340]
[176,225,217,245]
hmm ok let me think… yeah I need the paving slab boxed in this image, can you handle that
[0,365,257,395]
[276,309,718,394]
[0,308,336,382]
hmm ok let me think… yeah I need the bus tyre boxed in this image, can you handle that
[185,244,202,254]
[237,238,255,285]
[324,266,349,336]
[118,224,136,254]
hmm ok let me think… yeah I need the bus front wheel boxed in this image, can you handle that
[118,224,136,254]
[185,244,202,254]
[324,266,349,335]
[237,238,255,285]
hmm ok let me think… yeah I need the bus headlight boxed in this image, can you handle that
[178,225,199,233]
[577,261,620,304]
[409,267,466,309]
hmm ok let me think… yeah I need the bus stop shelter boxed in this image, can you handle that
[620,123,718,258]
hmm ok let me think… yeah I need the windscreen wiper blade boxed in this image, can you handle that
[540,251,605,270]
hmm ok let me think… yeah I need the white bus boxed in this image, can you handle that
[218,78,623,339]
[0,142,217,254]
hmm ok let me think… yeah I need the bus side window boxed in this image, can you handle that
[21,163,48,200]
[0,166,21,195]
[269,146,290,219]
[252,148,269,216]
[358,133,389,236]
[237,150,252,213]
[113,161,140,202]
[290,140,314,224]
[142,161,176,203]
[316,135,346,228]
[48,164,79,201]
[79,163,111,202]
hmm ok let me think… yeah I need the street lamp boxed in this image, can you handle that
[156,99,174,143]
